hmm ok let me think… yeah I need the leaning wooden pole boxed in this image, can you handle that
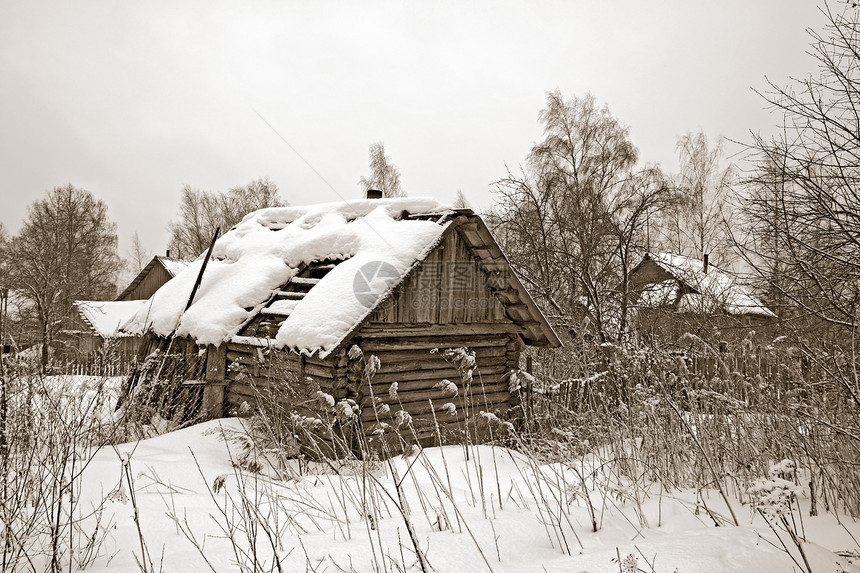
[184,227,221,313]
[120,228,221,409]
[154,227,221,377]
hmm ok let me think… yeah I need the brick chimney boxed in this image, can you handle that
[365,189,383,199]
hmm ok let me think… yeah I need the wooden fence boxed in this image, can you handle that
[62,359,135,377]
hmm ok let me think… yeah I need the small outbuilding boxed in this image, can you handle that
[58,300,148,368]
[58,256,189,370]
[125,197,560,447]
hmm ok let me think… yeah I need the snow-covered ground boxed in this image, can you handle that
[2,374,854,572]
[62,417,857,573]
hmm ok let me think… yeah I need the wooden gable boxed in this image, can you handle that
[369,226,509,325]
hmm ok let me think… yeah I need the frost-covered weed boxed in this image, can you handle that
[434,378,459,396]
[748,460,804,517]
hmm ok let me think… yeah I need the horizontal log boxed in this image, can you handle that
[392,412,511,444]
[365,374,510,397]
[226,343,254,355]
[274,291,305,300]
[359,335,510,352]
[375,355,507,374]
[227,375,335,397]
[362,382,510,408]
[230,354,333,380]
[227,383,348,407]
[360,322,522,338]
[356,345,508,365]
[360,390,511,421]
[365,364,507,384]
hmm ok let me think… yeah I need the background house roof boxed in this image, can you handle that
[125,197,560,357]
[116,256,190,301]
[638,252,776,318]
[75,300,148,338]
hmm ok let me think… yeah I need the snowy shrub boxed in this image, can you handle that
[315,389,335,408]
[335,399,356,423]
[748,460,804,517]
[364,354,381,379]
[348,344,363,361]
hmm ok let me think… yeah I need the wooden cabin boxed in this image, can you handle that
[127,197,560,449]
[629,253,777,344]
[57,256,188,370]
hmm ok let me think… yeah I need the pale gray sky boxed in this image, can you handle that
[0,0,826,257]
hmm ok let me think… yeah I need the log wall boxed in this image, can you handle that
[217,225,528,450]
[352,322,522,445]
[223,342,350,413]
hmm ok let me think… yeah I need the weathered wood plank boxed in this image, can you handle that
[359,390,511,421]
[362,383,510,408]
[360,322,522,337]
[359,335,510,352]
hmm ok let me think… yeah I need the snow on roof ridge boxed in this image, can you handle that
[241,197,452,229]
[126,198,456,354]
[646,252,775,318]
[157,256,191,277]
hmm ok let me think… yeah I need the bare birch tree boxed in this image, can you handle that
[127,232,152,274]
[359,142,405,198]
[654,130,734,262]
[492,91,669,340]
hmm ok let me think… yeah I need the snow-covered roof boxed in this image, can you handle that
[124,198,454,355]
[75,300,149,338]
[125,197,561,356]
[159,257,190,277]
[636,253,776,318]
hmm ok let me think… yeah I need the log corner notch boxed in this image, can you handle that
[201,344,227,420]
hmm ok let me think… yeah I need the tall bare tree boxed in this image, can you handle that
[739,4,860,347]
[0,222,7,285]
[127,232,152,274]
[492,91,668,340]
[6,185,121,366]
[654,130,734,262]
[168,177,285,258]
[359,142,405,198]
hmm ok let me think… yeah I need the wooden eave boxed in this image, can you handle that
[453,214,562,348]
[70,303,102,338]
[326,212,561,357]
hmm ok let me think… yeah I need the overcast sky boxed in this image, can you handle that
[0,0,827,257]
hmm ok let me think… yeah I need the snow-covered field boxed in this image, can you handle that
[5,374,859,572]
